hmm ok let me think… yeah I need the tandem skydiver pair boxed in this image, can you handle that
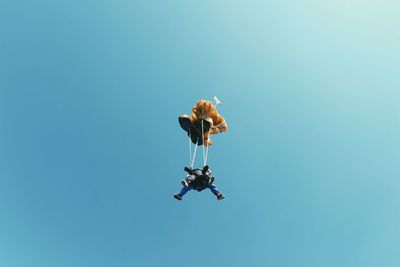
[174,165,224,201]
[174,98,227,201]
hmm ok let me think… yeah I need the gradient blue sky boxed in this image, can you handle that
[1,1,399,266]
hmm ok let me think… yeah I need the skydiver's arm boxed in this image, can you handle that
[202,165,209,174]
[184,166,194,175]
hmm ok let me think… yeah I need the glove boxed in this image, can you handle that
[202,165,209,174]
[184,167,193,174]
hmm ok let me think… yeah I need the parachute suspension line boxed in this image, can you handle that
[204,128,211,165]
[188,130,192,167]
[201,119,206,166]
[201,120,212,167]
[190,140,198,168]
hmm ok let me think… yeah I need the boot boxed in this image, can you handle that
[216,193,224,200]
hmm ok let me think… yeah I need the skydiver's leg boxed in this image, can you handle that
[178,185,193,197]
[207,184,224,200]
[208,184,220,195]
[174,185,193,200]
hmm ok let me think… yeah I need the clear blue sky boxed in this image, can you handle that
[1,1,399,266]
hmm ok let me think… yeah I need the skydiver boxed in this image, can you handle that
[173,165,224,200]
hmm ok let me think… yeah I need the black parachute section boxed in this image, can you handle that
[178,115,212,146]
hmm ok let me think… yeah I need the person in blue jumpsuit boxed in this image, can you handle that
[174,165,224,200]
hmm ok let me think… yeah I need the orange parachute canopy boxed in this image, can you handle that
[179,99,228,146]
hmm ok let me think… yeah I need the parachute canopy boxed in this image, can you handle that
[179,99,228,146]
